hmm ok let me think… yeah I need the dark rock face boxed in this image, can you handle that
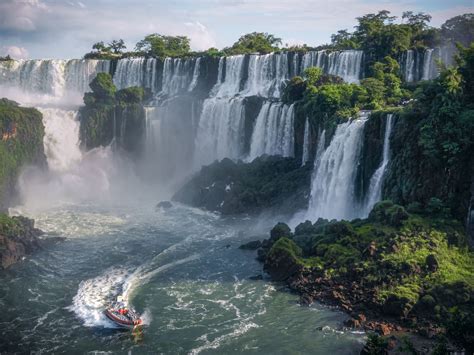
[355,111,386,203]
[173,156,312,215]
[0,215,43,269]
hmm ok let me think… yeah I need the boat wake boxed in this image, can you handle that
[71,252,201,328]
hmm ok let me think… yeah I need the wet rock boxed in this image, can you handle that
[344,318,361,328]
[249,274,263,280]
[0,215,43,269]
[300,293,314,305]
[239,240,262,250]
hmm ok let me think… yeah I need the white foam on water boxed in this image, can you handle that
[70,268,129,328]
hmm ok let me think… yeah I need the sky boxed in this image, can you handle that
[0,0,473,59]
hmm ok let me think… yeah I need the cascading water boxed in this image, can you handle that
[188,57,201,92]
[363,114,394,215]
[244,53,290,98]
[194,98,246,167]
[39,108,82,172]
[300,50,363,83]
[402,50,416,82]
[161,57,199,95]
[192,55,247,168]
[0,59,110,105]
[301,117,310,166]
[306,112,369,221]
[421,49,435,81]
[113,58,158,91]
[213,55,246,97]
[248,102,295,160]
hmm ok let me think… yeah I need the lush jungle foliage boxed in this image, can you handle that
[267,200,474,351]
[384,43,474,222]
[0,99,45,210]
[79,73,146,153]
[83,12,473,60]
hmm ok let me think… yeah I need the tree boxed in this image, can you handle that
[303,67,323,86]
[225,32,281,55]
[135,34,190,57]
[92,41,109,53]
[441,14,474,46]
[331,29,358,49]
[108,39,126,54]
[402,11,432,31]
[89,73,116,103]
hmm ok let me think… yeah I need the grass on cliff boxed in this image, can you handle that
[269,201,474,321]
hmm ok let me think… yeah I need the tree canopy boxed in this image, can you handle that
[224,32,282,55]
[135,34,191,57]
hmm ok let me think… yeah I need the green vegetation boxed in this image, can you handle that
[84,39,127,59]
[223,32,282,55]
[266,201,473,343]
[79,73,146,153]
[0,98,45,209]
[384,43,474,221]
[83,12,472,61]
[173,156,312,215]
[135,34,190,58]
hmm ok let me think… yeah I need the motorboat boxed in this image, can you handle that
[104,296,142,329]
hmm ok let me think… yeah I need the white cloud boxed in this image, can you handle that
[2,45,29,59]
[184,22,217,50]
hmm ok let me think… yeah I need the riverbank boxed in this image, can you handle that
[253,201,474,353]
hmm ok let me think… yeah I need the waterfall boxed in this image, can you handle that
[313,129,326,170]
[248,102,295,160]
[300,50,363,83]
[213,55,246,97]
[194,97,246,167]
[0,59,110,104]
[161,57,200,95]
[301,117,310,166]
[188,57,201,92]
[244,53,290,98]
[363,114,394,215]
[306,112,369,221]
[402,50,415,82]
[113,58,158,91]
[421,49,435,81]
[39,108,82,172]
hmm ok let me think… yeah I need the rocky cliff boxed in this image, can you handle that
[0,98,46,210]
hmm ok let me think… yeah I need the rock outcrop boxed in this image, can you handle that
[0,98,46,210]
[0,214,43,269]
[173,156,312,215]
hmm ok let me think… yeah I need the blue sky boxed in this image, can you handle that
[0,0,472,59]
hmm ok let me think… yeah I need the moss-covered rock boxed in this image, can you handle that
[79,74,146,154]
[172,155,312,215]
[261,201,474,338]
[0,98,46,209]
